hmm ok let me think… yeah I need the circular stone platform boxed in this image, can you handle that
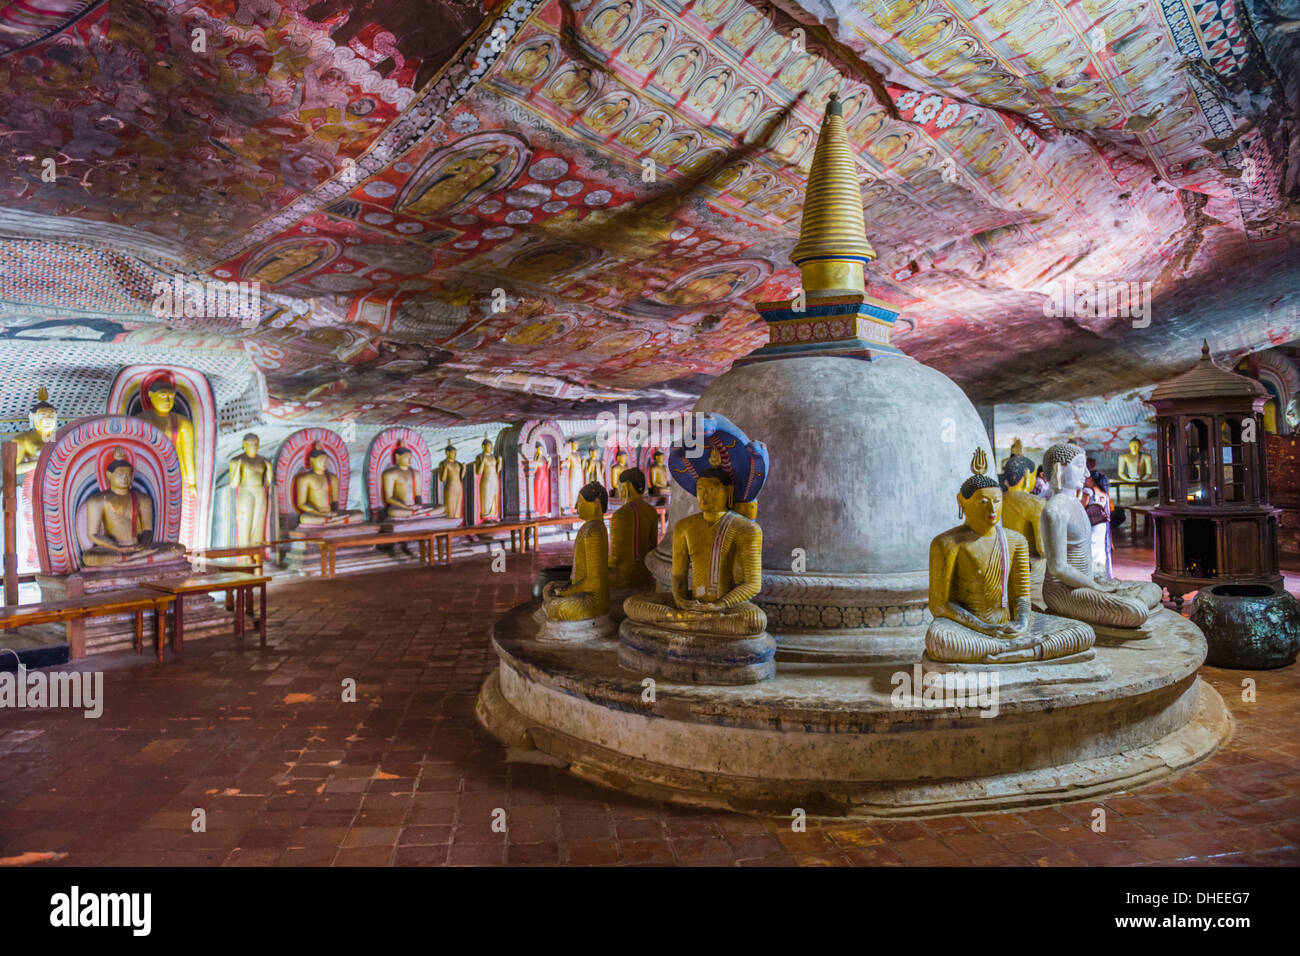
[476,604,1230,817]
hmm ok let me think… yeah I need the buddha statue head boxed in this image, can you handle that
[534,441,546,461]
[1127,437,1142,456]
[958,448,1002,533]
[1002,454,1035,493]
[615,450,628,466]
[242,432,260,457]
[395,446,413,469]
[308,447,330,475]
[1044,442,1087,494]
[695,467,733,518]
[569,440,580,455]
[616,467,647,501]
[1009,437,1024,458]
[146,380,177,415]
[444,442,458,462]
[481,437,493,455]
[29,388,57,439]
[576,481,608,521]
[653,450,665,465]
[106,448,135,493]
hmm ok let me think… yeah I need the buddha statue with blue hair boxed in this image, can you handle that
[619,414,774,683]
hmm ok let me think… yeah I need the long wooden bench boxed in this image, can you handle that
[317,528,440,577]
[0,589,175,662]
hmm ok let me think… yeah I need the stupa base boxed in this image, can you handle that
[477,605,1229,817]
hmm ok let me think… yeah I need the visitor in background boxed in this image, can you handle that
[1032,464,1051,499]
[1080,472,1113,577]
[1085,456,1111,495]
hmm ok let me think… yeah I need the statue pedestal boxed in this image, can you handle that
[532,606,617,643]
[920,650,1111,690]
[478,605,1229,817]
[378,514,461,534]
[282,521,380,574]
[37,557,234,656]
[617,619,777,685]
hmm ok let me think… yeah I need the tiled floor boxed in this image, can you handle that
[1,539,1297,867]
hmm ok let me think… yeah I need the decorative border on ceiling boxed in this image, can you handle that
[195,0,544,271]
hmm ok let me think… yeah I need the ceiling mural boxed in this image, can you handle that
[0,0,1296,426]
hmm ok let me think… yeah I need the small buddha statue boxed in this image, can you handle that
[80,449,186,568]
[228,432,271,548]
[382,445,437,519]
[622,469,766,636]
[292,445,361,526]
[584,447,602,485]
[1116,437,1153,482]
[1041,443,1164,633]
[134,377,198,498]
[541,481,611,621]
[437,443,465,521]
[647,449,671,495]
[562,440,586,511]
[528,441,551,515]
[925,450,1095,664]
[608,449,630,495]
[9,388,58,475]
[473,435,502,522]
[608,467,659,591]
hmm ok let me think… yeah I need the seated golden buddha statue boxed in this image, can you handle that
[10,388,58,475]
[623,469,765,637]
[1116,437,1153,483]
[647,450,671,495]
[540,481,611,625]
[80,450,186,568]
[1000,453,1047,610]
[926,450,1095,664]
[293,445,362,527]
[381,446,439,519]
[1041,443,1164,634]
[608,449,630,495]
[608,467,659,591]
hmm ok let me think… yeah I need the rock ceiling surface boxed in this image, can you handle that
[0,0,1296,426]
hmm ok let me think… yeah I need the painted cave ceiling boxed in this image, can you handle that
[0,0,1297,426]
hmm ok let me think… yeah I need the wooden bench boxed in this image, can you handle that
[316,529,439,577]
[143,573,270,656]
[0,589,175,662]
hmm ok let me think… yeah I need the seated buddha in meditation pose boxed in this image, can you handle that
[647,450,671,495]
[80,450,185,568]
[1116,437,1153,482]
[622,469,765,636]
[1041,443,1163,631]
[541,482,610,621]
[381,446,438,519]
[293,445,361,526]
[609,468,659,590]
[925,450,1095,664]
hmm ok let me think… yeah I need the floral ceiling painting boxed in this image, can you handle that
[0,0,1296,426]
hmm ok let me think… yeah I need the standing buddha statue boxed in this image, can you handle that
[134,376,198,500]
[228,432,272,548]
[562,440,586,511]
[473,435,502,522]
[9,388,58,475]
[437,443,465,521]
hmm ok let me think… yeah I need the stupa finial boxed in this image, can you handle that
[790,90,876,296]
[1201,339,1211,359]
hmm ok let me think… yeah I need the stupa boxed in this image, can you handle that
[476,96,1230,817]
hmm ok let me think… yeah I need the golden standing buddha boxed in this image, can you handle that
[134,380,197,498]
[228,432,271,548]
[473,436,502,522]
[437,443,465,520]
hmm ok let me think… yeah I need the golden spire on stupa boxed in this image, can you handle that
[790,92,876,297]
